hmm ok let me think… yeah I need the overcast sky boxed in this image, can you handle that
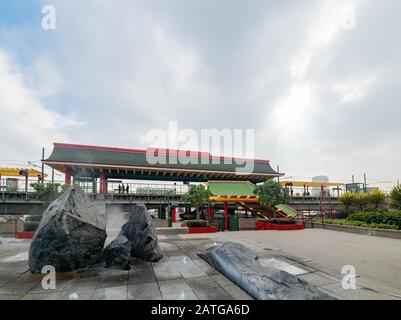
[0,0,400,189]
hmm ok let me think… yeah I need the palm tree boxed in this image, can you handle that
[354,192,369,212]
[339,192,357,216]
[390,185,401,210]
[368,189,386,211]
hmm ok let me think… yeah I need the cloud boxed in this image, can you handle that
[0,0,400,189]
[0,47,79,161]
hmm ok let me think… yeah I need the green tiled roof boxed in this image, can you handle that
[45,144,279,175]
[208,181,256,197]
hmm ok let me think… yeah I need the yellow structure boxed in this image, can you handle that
[280,181,343,188]
[0,167,46,178]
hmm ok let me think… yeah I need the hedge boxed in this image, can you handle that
[347,211,401,230]
[185,220,209,228]
[319,219,398,230]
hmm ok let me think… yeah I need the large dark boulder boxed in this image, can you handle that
[199,242,334,300]
[29,185,107,273]
[119,204,163,262]
[104,235,132,270]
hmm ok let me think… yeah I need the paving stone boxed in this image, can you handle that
[153,262,181,281]
[211,274,235,287]
[22,292,60,300]
[128,282,161,299]
[63,276,100,291]
[192,287,234,300]
[186,276,221,291]
[92,285,128,300]
[0,280,38,295]
[163,290,198,300]
[319,282,389,300]
[158,279,192,295]
[97,269,128,288]
[57,289,94,300]
[0,294,23,300]
[128,269,156,285]
[223,285,254,300]
[28,280,70,294]
[298,272,340,287]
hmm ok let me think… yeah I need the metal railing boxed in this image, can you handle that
[0,178,189,202]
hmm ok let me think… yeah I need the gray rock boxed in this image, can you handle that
[29,185,107,273]
[199,242,334,300]
[104,235,132,270]
[119,203,163,262]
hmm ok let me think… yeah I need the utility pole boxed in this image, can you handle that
[352,175,355,184]
[277,165,280,183]
[51,168,54,183]
[364,173,367,192]
[41,147,45,184]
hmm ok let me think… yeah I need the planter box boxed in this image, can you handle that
[188,226,217,234]
[16,231,35,239]
[255,222,304,231]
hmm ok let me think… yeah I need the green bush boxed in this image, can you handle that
[185,220,209,228]
[317,218,398,230]
[347,211,401,229]
[269,218,296,225]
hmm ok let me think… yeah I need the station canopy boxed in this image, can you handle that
[0,167,46,178]
[281,181,344,188]
[43,143,283,183]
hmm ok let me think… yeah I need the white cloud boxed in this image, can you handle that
[0,48,77,161]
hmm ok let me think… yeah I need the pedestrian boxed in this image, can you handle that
[118,184,121,194]
[126,184,129,194]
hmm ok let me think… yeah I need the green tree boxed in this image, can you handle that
[339,192,357,215]
[390,185,401,210]
[253,180,290,208]
[368,189,386,211]
[354,192,369,212]
[182,184,211,220]
[30,182,62,203]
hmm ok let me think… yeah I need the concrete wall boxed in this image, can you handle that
[239,218,257,230]
[305,222,401,240]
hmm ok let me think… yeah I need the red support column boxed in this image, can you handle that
[207,204,212,219]
[171,207,176,223]
[65,172,72,185]
[224,202,228,231]
[99,172,106,194]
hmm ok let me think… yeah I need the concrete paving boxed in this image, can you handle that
[0,236,252,300]
[180,229,401,299]
[1,228,401,300]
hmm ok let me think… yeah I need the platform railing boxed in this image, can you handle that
[0,178,189,201]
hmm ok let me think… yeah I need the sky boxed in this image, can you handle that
[0,0,400,190]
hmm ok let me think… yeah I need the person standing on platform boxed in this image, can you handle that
[126,184,129,194]
[118,184,121,194]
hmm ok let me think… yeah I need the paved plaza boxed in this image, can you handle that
[1,229,401,300]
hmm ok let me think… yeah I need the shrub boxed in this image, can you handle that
[185,220,209,228]
[347,211,401,229]
[318,218,398,230]
[269,218,296,225]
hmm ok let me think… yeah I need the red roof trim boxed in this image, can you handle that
[53,143,270,164]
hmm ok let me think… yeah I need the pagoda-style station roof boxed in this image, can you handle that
[43,143,282,183]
